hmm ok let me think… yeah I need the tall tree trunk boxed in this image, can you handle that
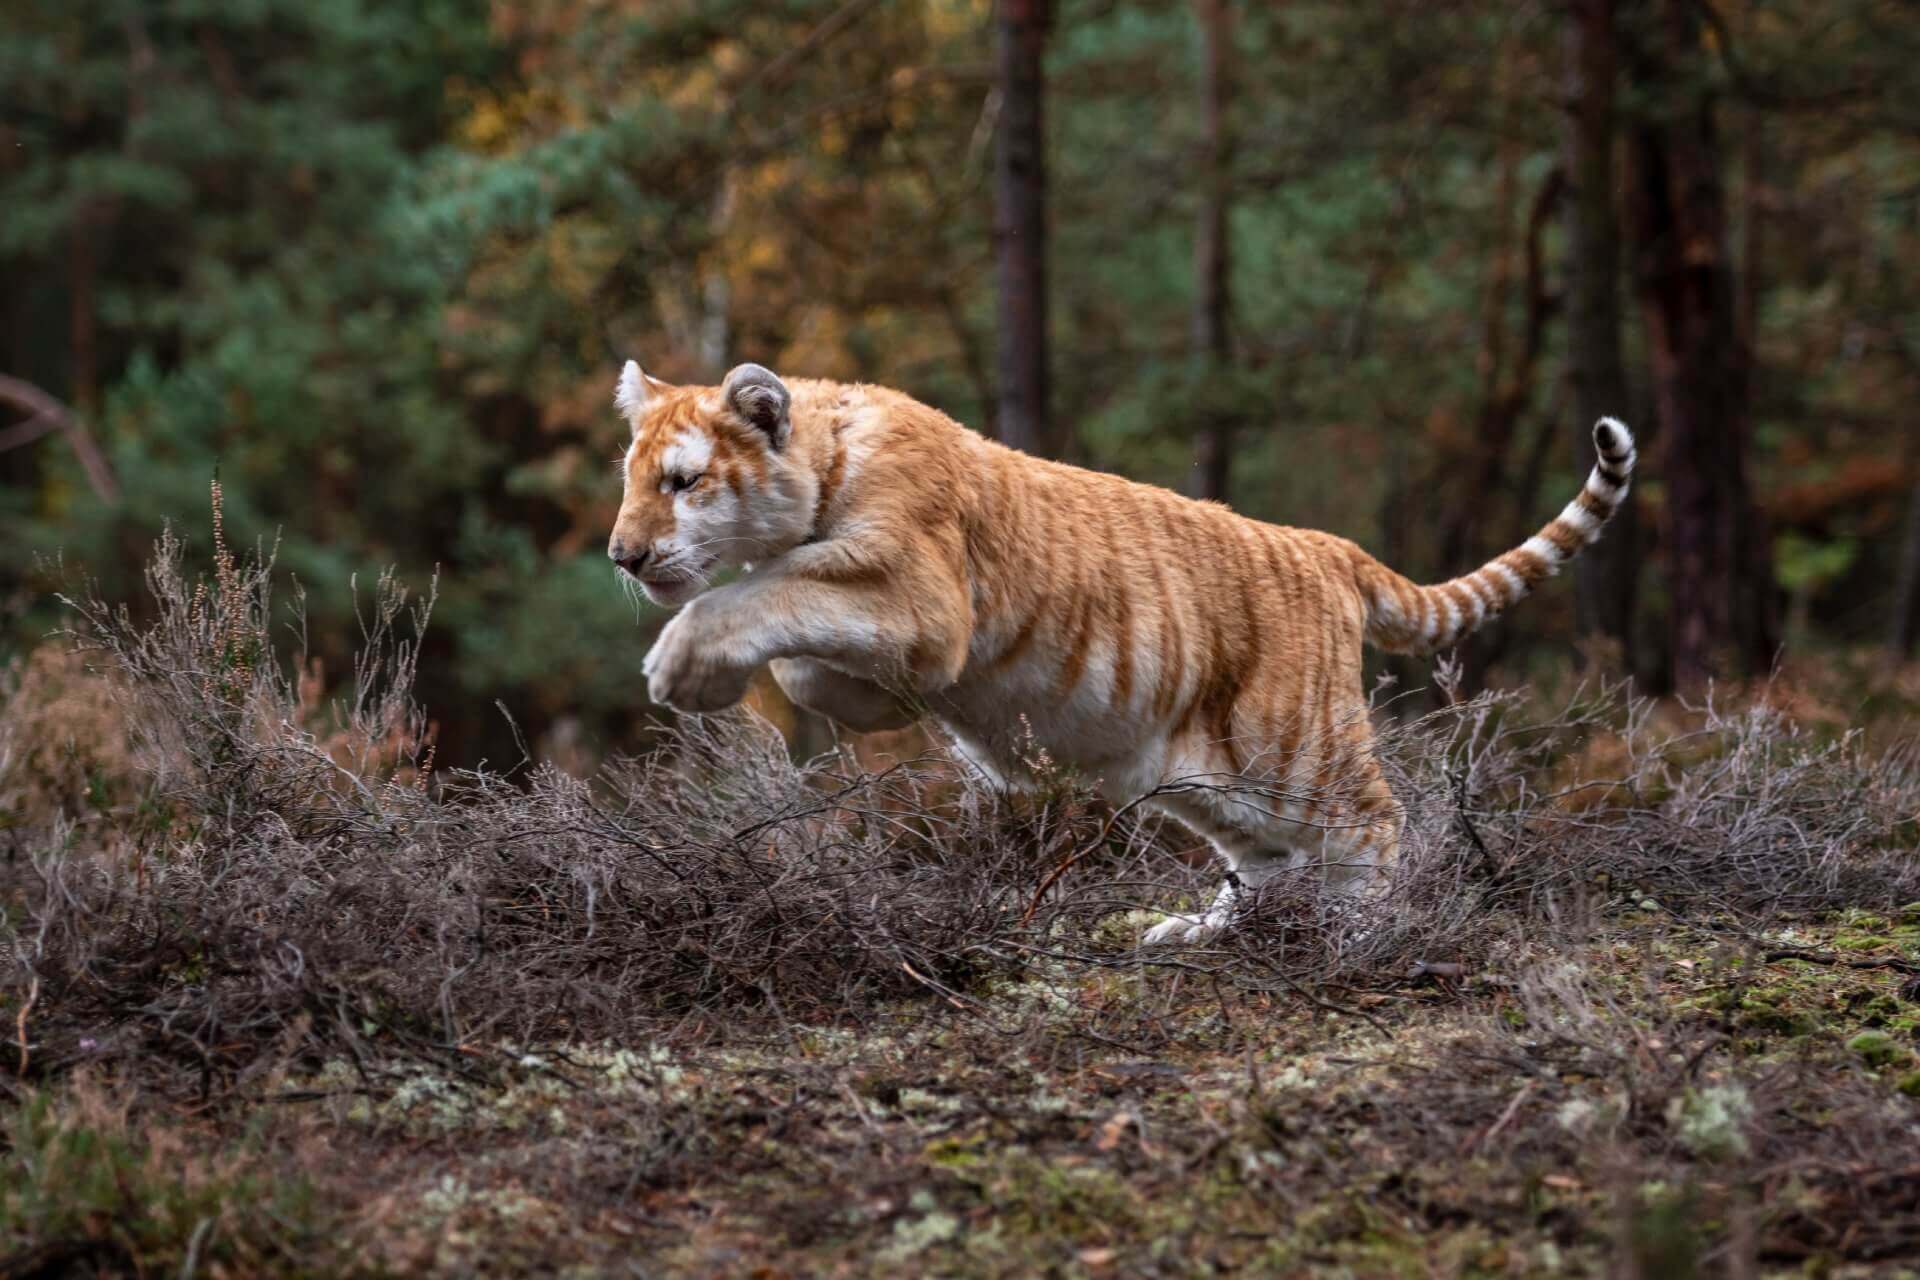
[1736,113,1763,358]
[1891,468,1920,661]
[1188,0,1234,501]
[1891,413,1920,661]
[993,0,1052,456]
[696,179,736,376]
[1440,37,1563,600]
[1564,0,1640,671]
[1623,0,1775,691]
[69,210,101,415]
[1442,163,1563,576]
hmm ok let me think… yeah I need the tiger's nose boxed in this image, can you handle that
[609,540,651,578]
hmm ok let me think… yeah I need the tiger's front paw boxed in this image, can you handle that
[643,609,752,713]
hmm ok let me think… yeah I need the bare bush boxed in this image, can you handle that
[4,499,1143,1094]
[1400,681,1920,916]
[3,502,1917,1103]
[1008,678,1920,1019]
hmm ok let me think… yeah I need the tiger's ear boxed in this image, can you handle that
[614,360,673,433]
[721,363,792,450]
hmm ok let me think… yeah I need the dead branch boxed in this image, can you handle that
[0,373,120,504]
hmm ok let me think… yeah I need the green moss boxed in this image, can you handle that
[988,1155,1144,1240]
[924,1134,988,1171]
[1845,1031,1904,1069]
[1847,991,1903,1023]
[1732,987,1824,1037]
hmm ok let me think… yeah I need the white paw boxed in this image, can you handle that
[642,609,751,712]
[1141,914,1196,945]
[1141,912,1225,946]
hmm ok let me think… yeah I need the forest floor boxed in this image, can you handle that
[10,907,1919,1278]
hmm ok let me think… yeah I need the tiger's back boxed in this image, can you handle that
[939,448,1373,789]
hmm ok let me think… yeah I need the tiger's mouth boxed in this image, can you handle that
[633,561,709,608]
[639,578,693,606]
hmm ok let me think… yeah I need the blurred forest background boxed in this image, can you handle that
[5,0,1920,769]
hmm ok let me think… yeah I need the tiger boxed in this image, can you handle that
[608,360,1636,942]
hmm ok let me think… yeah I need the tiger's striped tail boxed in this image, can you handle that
[1359,417,1637,655]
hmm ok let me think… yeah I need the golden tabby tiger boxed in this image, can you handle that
[609,361,1635,942]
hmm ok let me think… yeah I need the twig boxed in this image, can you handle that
[1021,788,1167,924]
[1451,768,1507,886]
[1460,1079,1535,1156]
[15,976,36,1077]
[0,373,120,504]
[1761,947,1920,975]
[1248,967,1398,1041]
[898,960,1023,1036]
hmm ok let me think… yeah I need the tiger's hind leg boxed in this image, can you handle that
[1136,743,1317,945]
[1306,752,1401,897]
[1139,730,1400,945]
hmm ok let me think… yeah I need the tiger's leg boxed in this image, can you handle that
[644,547,969,713]
[1138,756,1316,945]
[1139,726,1399,944]
[1140,844,1309,945]
[1310,756,1400,896]
[769,657,920,733]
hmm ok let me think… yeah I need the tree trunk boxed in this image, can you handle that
[696,178,736,376]
[1444,161,1564,700]
[1440,32,1564,599]
[1443,164,1563,575]
[1891,478,1920,662]
[1188,0,1233,501]
[993,0,1052,456]
[1564,0,1640,671]
[1623,0,1775,691]
[69,211,101,415]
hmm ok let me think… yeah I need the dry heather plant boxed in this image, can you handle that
[0,1072,330,1274]
[2,499,1917,1101]
[2,496,1144,1096]
[1015,674,1920,1012]
[0,645,135,833]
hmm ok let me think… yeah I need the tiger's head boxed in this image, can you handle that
[607,360,820,608]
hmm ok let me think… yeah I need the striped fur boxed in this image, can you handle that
[1360,418,1637,653]
[611,363,1635,943]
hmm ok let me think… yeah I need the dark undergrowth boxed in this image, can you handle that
[3,502,1919,1275]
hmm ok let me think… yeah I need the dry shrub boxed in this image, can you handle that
[0,1071,331,1274]
[1383,678,1920,919]
[0,645,134,830]
[3,504,1145,1095]
[3,503,1918,1100]
[1016,676,1920,1012]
